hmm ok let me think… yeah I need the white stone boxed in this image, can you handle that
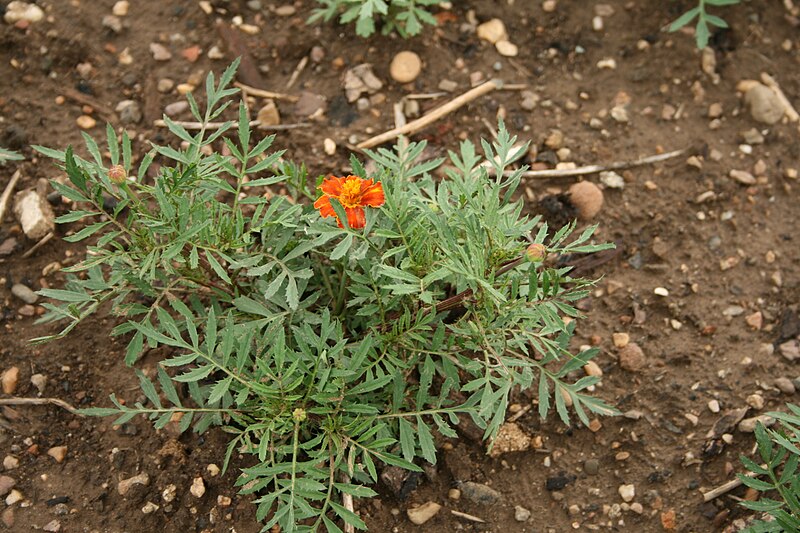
[112,1,129,16]
[477,18,507,44]
[14,190,55,241]
[4,2,44,24]
[190,476,206,498]
[618,484,635,502]
[495,40,519,57]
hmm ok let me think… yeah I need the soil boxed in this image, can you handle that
[2,0,800,532]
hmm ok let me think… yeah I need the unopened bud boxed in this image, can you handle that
[292,408,307,423]
[526,243,547,263]
[108,164,127,184]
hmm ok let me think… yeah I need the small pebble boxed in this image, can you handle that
[619,343,645,372]
[738,415,775,433]
[746,394,764,410]
[708,399,720,413]
[47,446,67,463]
[118,473,150,496]
[618,484,635,502]
[5,489,23,506]
[568,181,603,219]
[476,18,508,44]
[514,505,531,522]
[495,40,518,57]
[612,332,629,348]
[149,42,172,61]
[76,115,97,129]
[190,476,206,498]
[3,456,18,470]
[0,476,15,497]
[1,367,19,394]
[112,0,129,16]
[584,459,600,475]
[389,51,422,84]
[141,501,159,514]
[11,284,37,304]
[407,501,441,525]
[43,520,61,532]
[448,488,461,500]
[774,377,796,395]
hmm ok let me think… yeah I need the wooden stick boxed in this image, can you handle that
[0,169,21,224]
[506,403,533,423]
[0,397,81,415]
[702,465,767,502]
[504,148,687,179]
[406,92,448,100]
[22,231,54,258]
[234,82,299,102]
[451,510,485,523]
[357,79,503,149]
[153,119,310,131]
[286,56,308,90]
[61,88,118,123]
[761,72,800,122]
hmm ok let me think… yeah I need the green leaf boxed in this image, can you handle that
[63,222,110,242]
[204,251,232,284]
[330,234,353,261]
[669,6,700,31]
[173,364,214,383]
[136,369,162,408]
[208,376,233,404]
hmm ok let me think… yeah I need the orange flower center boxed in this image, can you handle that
[338,178,364,209]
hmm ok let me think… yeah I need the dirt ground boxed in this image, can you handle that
[2,0,800,531]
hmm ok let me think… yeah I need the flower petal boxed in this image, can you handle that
[360,181,385,207]
[320,176,344,196]
[345,207,366,229]
[314,196,336,218]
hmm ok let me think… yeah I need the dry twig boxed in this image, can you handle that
[0,397,81,415]
[153,119,310,131]
[286,56,308,90]
[234,82,299,102]
[0,169,21,224]
[22,231,54,258]
[357,79,503,149]
[503,148,687,179]
[702,465,767,502]
[450,510,485,523]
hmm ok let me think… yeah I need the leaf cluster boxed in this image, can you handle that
[738,406,800,532]
[36,61,616,531]
[668,0,740,49]
[309,0,438,37]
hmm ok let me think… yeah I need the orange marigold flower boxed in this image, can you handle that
[314,175,385,229]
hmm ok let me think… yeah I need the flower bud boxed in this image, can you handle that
[292,408,307,423]
[108,164,127,184]
[526,243,547,263]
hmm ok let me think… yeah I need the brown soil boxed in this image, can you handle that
[2,0,799,531]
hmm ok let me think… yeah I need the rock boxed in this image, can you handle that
[275,4,296,16]
[438,79,458,92]
[181,45,201,63]
[102,15,123,33]
[157,78,174,93]
[610,105,629,123]
[118,473,150,496]
[496,40,519,57]
[600,171,625,189]
[448,488,461,500]
[489,422,531,457]
[0,476,15,497]
[207,463,220,477]
[16,190,55,242]
[542,0,557,12]
[1,367,19,395]
[583,360,602,377]
[115,100,142,124]
[164,101,189,117]
[149,43,172,61]
[746,394,765,410]
[520,90,539,110]
[619,343,645,372]
[161,484,176,503]
[774,377,796,395]
[514,505,531,522]
[779,340,800,361]
[190,476,206,498]
[310,45,325,63]
[4,2,44,24]
[584,458,600,475]
[612,332,630,348]
[47,446,67,463]
[389,51,422,84]
[744,84,784,124]
[618,484,635,502]
[477,18,508,44]
[343,64,383,103]
[729,169,756,185]
[207,45,224,60]
[745,311,763,330]
[11,284,37,304]
[3,456,18,470]
[5,489,22,505]
[141,501,159,514]
[112,0,129,16]
[43,520,61,532]
[1,507,13,528]
[0,238,17,256]
[323,138,336,155]
[458,481,502,504]
[708,399,721,413]
[738,415,776,433]
[406,501,441,525]
[545,473,575,491]
[568,181,603,219]
[294,92,326,117]
[217,495,232,506]
[597,58,617,69]
[76,115,97,129]
[741,128,764,144]
[256,99,280,127]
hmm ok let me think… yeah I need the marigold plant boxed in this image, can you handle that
[34,60,616,531]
